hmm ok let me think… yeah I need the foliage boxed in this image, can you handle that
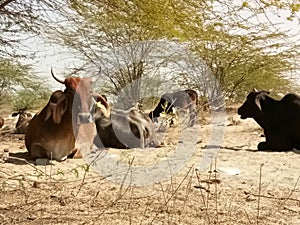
[48,0,208,105]
[0,58,51,110]
[47,0,300,102]
[185,30,294,101]
[183,1,299,100]
[0,0,65,58]
[0,58,31,100]
[12,88,51,111]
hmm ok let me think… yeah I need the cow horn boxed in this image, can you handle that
[51,68,65,84]
[253,88,258,92]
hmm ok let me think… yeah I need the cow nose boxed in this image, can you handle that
[78,113,93,124]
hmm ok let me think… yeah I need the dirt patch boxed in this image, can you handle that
[0,109,299,225]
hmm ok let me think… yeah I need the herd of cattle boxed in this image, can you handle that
[0,70,199,161]
[1,71,300,162]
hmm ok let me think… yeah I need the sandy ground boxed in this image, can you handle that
[0,108,299,225]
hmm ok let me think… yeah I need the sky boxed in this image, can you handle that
[19,36,83,91]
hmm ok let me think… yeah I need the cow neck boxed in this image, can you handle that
[254,95,278,130]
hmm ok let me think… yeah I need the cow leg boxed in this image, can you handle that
[30,143,70,161]
[72,151,82,158]
[257,141,271,150]
[30,143,56,160]
[67,148,82,158]
[259,130,293,151]
[258,140,292,151]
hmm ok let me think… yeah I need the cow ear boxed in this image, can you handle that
[52,95,68,124]
[45,91,68,124]
[45,107,52,121]
[254,95,262,111]
[93,94,110,118]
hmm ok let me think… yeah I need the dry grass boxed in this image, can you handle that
[0,108,299,225]
[0,156,299,225]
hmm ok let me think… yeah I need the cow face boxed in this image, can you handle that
[69,77,94,124]
[66,77,101,157]
[50,69,97,122]
[68,77,92,113]
[238,89,270,119]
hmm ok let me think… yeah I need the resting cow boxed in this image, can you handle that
[0,117,4,128]
[94,105,160,149]
[11,109,32,134]
[149,89,198,127]
[238,89,300,151]
[25,69,109,161]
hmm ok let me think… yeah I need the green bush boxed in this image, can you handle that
[12,88,51,111]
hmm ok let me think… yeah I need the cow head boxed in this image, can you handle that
[48,69,110,124]
[237,89,270,119]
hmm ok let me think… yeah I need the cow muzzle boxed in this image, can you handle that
[77,113,93,124]
[237,108,247,119]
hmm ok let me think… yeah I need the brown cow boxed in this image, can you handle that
[11,109,32,134]
[0,117,4,128]
[25,69,110,161]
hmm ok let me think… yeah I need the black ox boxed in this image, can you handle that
[238,89,300,151]
[149,89,198,127]
[94,104,160,149]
